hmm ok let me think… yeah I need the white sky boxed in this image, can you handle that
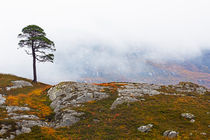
[0,0,210,84]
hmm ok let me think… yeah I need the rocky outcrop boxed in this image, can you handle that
[16,120,49,128]
[110,96,138,109]
[0,104,49,139]
[47,82,109,128]
[6,80,32,91]
[169,82,208,95]
[110,83,161,109]
[117,83,161,97]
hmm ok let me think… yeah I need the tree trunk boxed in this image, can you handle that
[32,42,37,83]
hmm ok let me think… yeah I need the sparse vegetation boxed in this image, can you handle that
[0,75,209,139]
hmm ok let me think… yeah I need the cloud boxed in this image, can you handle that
[0,0,210,84]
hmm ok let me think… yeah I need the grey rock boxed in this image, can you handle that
[200,132,206,135]
[21,127,31,133]
[0,94,6,105]
[10,135,15,139]
[140,98,145,101]
[17,120,49,128]
[137,124,153,133]
[110,83,163,109]
[181,113,195,119]
[15,130,22,135]
[6,80,32,91]
[47,82,109,128]
[6,106,30,113]
[190,119,195,123]
[0,128,7,135]
[171,82,208,95]
[117,83,161,97]
[0,124,12,136]
[1,124,11,130]
[54,110,84,128]
[10,114,39,120]
[196,87,207,94]
[163,130,179,138]
[110,96,138,109]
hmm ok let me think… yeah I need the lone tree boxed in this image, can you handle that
[18,25,55,83]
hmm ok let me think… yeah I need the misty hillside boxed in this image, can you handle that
[0,74,209,140]
[78,49,210,88]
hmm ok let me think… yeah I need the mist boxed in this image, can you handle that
[0,0,210,84]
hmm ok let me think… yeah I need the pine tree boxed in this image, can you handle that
[18,25,55,83]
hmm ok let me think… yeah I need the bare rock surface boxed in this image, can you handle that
[163,130,179,138]
[0,94,6,105]
[16,120,49,128]
[47,82,109,127]
[0,104,49,139]
[110,96,138,109]
[138,124,153,133]
[10,115,39,120]
[117,83,161,97]
[111,83,161,109]
[6,80,32,91]
[110,82,209,110]
[6,106,30,113]
[169,82,208,95]
[181,113,195,119]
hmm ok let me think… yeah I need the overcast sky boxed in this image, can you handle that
[0,0,210,84]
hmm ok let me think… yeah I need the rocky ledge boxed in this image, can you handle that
[47,82,109,128]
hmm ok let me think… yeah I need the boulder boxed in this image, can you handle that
[163,130,179,138]
[200,132,206,136]
[190,119,195,123]
[137,124,153,133]
[181,113,195,119]
[55,111,83,128]
[6,80,32,91]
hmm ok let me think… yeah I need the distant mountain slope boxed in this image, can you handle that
[78,50,210,88]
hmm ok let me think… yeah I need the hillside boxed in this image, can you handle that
[0,74,209,140]
[78,50,210,88]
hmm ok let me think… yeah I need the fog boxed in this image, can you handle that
[0,0,210,84]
